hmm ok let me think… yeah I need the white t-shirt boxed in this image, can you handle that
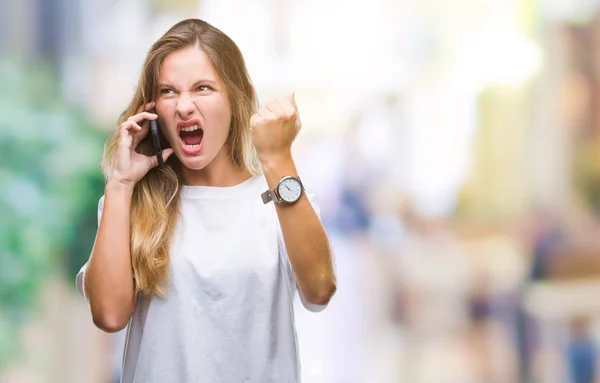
[76,175,326,383]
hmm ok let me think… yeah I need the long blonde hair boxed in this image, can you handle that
[101,19,260,296]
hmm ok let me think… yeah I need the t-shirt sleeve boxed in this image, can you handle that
[75,195,105,301]
[277,190,333,313]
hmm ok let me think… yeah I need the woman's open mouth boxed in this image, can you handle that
[179,124,204,155]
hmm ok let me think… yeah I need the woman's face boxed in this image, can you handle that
[155,45,232,171]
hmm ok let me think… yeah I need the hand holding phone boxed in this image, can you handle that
[108,105,173,186]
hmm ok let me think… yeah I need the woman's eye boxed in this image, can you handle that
[197,85,212,92]
[160,88,175,95]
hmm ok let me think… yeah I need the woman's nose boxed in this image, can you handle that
[176,93,197,117]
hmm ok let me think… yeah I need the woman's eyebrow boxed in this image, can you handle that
[158,79,218,89]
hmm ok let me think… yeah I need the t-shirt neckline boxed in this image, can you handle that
[180,175,263,199]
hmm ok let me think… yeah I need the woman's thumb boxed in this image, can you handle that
[162,148,175,161]
[148,148,174,169]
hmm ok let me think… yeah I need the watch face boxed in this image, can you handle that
[278,177,303,203]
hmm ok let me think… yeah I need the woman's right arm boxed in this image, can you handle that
[82,103,173,333]
[85,181,137,333]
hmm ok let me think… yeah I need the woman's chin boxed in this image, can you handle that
[178,156,208,171]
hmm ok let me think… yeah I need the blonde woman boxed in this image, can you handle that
[76,18,336,383]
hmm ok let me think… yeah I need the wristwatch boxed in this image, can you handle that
[261,176,304,204]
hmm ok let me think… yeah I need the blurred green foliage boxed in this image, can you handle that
[0,58,107,368]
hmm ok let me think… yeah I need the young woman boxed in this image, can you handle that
[76,18,336,382]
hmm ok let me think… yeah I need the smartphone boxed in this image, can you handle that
[149,108,165,168]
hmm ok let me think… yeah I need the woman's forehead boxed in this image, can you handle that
[159,46,219,85]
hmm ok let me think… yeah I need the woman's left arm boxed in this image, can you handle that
[250,92,337,306]
[262,154,337,306]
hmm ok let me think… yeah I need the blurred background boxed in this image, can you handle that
[4,0,600,382]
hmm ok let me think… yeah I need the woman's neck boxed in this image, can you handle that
[180,148,251,187]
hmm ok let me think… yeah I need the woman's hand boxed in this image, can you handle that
[109,102,174,186]
[250,93,301,165]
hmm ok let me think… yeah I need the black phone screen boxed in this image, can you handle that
[149,108,164,168]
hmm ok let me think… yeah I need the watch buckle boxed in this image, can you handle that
[261,189,281,204]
